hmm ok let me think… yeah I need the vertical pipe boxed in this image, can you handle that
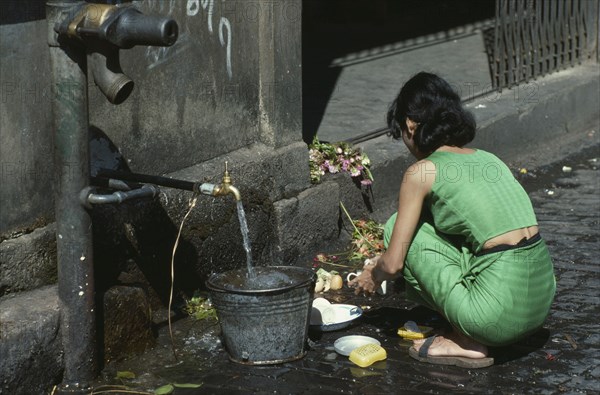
[507,0,515,86]
[575,0,584,62]
[539,0,544,74]
[498,0,508,89]
[596,0,599,62]
[492,0,501,90]
[47,2,97,393]
[546,0,552,74]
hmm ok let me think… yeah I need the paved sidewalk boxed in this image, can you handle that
[315,31,493,143]
[93,145,599,394]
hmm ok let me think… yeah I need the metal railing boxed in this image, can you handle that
[492,0,598,90]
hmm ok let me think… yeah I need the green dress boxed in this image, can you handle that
[385,149,556,346]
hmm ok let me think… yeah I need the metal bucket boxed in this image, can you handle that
[206,266,315,365]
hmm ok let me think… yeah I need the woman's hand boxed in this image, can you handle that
[348,256,382,295]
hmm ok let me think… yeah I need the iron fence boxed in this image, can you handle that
[492,0,598,90]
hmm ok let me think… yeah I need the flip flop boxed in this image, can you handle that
[408,335,494,368]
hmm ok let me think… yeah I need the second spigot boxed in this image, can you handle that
[198,162,241,201]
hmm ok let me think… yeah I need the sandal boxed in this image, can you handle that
[409,335,494,368]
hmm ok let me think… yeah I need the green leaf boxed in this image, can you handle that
[154,384,175,395]
[173,383,203,388]
[116,370,136,379]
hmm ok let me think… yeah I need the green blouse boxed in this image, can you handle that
[425,149,537,252]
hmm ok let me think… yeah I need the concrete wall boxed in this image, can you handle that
[89,0,302,175]
[1,1,54,236]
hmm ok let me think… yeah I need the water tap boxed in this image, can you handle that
[198,162,241,201]
[54,3,178,104]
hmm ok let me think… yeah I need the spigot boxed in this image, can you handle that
[214,162,242,201]
[197,162,241,201]
[57,4,178,48]
[54,3,178,104]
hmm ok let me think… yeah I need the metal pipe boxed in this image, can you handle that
[97,168,197,191]
[46,2,179,392]
[102,7,178,48]
[89,47,134,105]
[97,166,242,201]
[55,3,178,102]
[90,176,141,191]
[47,2,97,393]
[56,3,178,49]
[81,184,158,207]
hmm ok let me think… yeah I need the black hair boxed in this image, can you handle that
[387,72,476,154]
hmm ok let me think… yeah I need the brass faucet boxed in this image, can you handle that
[198,162,241,201]
[213,162,241,201]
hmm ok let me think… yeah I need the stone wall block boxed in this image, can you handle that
[0,224,57,297]
[271,182,340,264]
[102,285,155,363]
[0,286,62,394]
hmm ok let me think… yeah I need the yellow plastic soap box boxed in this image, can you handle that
[349,343,387,368]
[397,325,433,340]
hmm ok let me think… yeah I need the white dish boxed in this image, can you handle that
[309,304,363,331]
[334,335,380,356]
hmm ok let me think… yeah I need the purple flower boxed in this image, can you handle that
[341,159,350,171]
[360,179,373,186]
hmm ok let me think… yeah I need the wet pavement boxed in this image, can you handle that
[93,146,599,394]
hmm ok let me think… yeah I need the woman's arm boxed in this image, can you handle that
[350,160,434,293]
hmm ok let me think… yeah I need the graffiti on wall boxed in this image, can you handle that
[187,0,233,79]
[142,0,231,79]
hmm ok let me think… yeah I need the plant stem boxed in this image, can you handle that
[91,386,152,395]
[339,201,378,250]
[320,261,355,269]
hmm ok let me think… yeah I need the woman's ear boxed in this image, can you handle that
[405,118,418,138]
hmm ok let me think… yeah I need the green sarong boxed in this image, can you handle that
[385,213,556,347]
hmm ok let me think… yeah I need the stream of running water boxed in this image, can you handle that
[236,200,255,278]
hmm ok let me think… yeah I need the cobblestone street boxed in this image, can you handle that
[522,153,600,393]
